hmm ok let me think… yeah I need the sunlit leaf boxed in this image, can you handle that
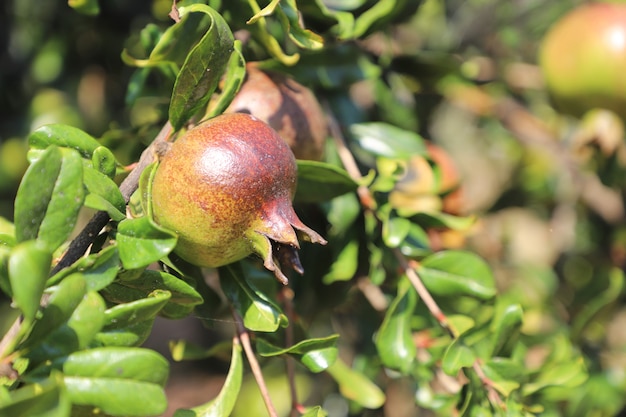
[95,290,171,347]
[14,146,84,253]
[375,278,417,373]
[174,340,242,417]
[21,273,86,350]
[0,371,70,417]
[116,216,178,269]
[326,359,385,409]
[169,4,235,130]
[8,241,51,321]
[28,124,101,159]
[257,334,339,372]
[442,338,475,376]
[418,250,496,300]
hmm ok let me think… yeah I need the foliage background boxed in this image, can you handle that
[2,0,626,416]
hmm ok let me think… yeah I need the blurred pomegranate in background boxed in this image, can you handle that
[539,2,626,119]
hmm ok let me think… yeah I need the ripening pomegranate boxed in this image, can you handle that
[539,3,626,119]
[225,63,327,161]
[150,113,327,284]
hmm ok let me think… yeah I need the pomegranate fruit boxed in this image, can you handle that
[539,3,626,119]
[150,113,327,284]
[224,63,327,161]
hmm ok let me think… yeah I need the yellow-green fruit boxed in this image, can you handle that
[150,113,326,284]
[539,3,626,119]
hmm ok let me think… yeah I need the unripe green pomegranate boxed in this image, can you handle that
[150,113,327,284]
[539,3,626,119]
[225,63,327,161]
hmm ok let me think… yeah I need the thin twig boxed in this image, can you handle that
[281,286,300,417]
[232,310,279,417]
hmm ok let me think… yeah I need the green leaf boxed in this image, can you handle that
[62,347,168,385]
[490,301,523,356]
[83,166,126,221]
[219,263,287,332]
[447,314,475,338]
[398,222,431,257]
[295,160,358,203]
[28,124,102,159]
[382,216,411,248]
[170,339,232,362]
[0,370,70,417]
[48,245,120,291]
[375,278,417,373]
[256,334,340,372]
[326,359,385,409]
[116,216,177,269]
[24,291,106,366]
[418,250,496,300]
[523,358,588,396]
[67,0,99,15]
[101,270,203,319]
[14,146,85,252]
[174,340,243,417]
[169,4,235,130]
[277,0,324,50]
[481,358,524,396]
[350,122,427,160]
[8,241,52,321]
[91,146,118,178]
[205,41,247,119]
[322,237,359,284]
[442,338,476,376]
[64,377,166,417]
[94,290,171,347]
[22,274,87,350]
[301,406,328,417]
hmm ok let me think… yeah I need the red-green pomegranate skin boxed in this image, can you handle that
[539,3,626,119]
[150,113,326,284]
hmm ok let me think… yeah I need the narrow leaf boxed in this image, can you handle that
[8,241,51,321]
[0,371,70,417]
[169,4,235,130]
[14,146,84,252]
[375,278,417,373]
[326,359,385,409]
[22,273,87,349]
[174,340,243,417]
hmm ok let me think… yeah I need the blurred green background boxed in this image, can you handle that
[6,0,626,415]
